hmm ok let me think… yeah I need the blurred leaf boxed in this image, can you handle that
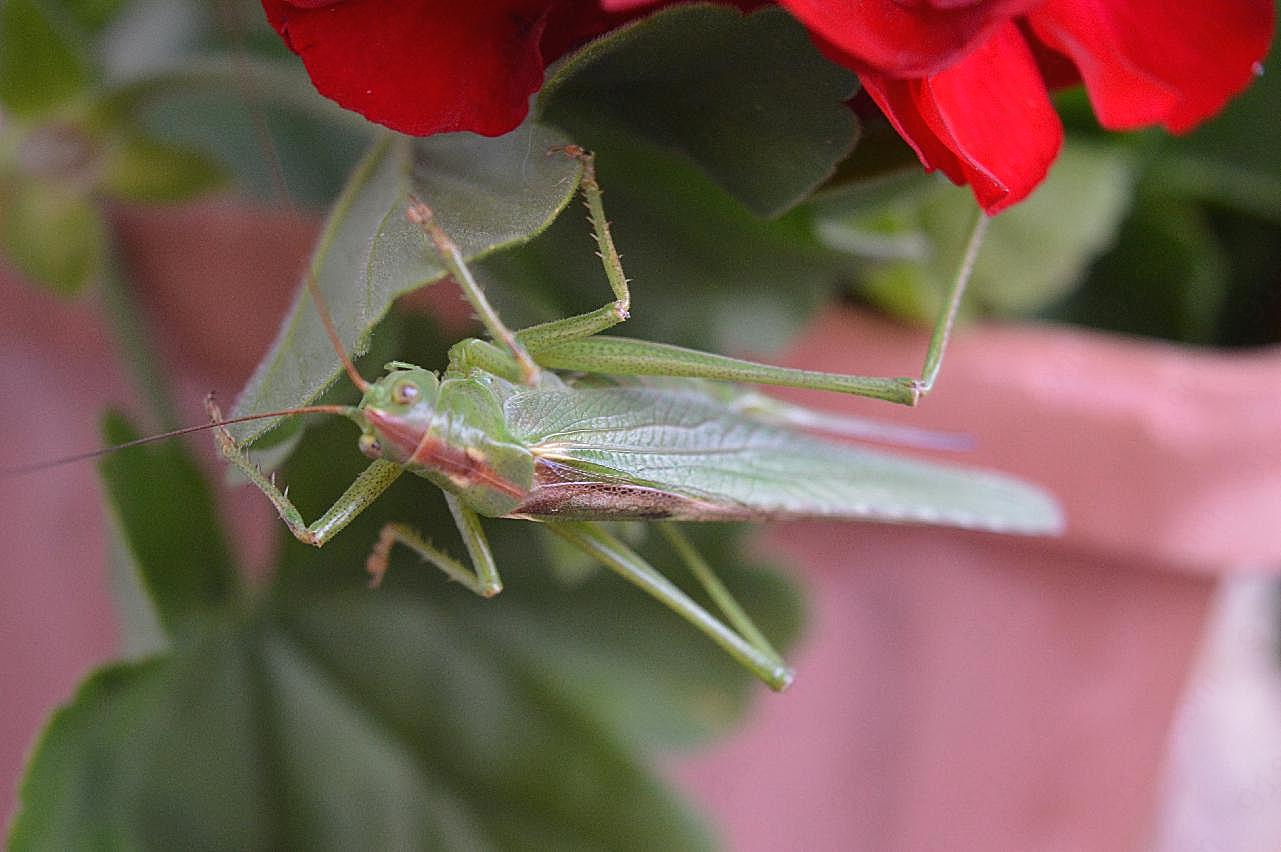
[9,661,165,851]
[107,57,373,205]
[819,116,924,189]
[272,594,718,848]
[1200,211,1281,346]
[98,412,239,636]
[55,0,124,32]
[539,4,859,217]
[10,594,718,851]
[809,167,938,223]
[833,143,1134,321]
[807,170,939,266]
[106,519,169,659]
[0,0,90,116]
[481,523,805,749]
[967,143,1135,314]
[1045,24,1281,345]
[0,0,89,116]
[0,176,106,294]
[98,133,226,201]
[229,123,583,445]
[282,514,802,757]
[1046,193,1232,344]
[1144,152,1281,227]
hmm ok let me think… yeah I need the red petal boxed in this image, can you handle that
[861,21,1062,213]
[1028,0,1275,133]
[779,0,1041,77]
[262,0,553,137]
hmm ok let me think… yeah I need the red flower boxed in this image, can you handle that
[778,0,1276,212]
[260,0,640,137]
[265,0,1274,213]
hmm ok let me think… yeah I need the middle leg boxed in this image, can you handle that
[367,492,503,597]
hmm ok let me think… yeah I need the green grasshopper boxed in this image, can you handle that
[204,150,1060,690]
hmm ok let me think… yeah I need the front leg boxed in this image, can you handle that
[207,396,403,546]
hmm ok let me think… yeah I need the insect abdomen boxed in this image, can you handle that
[510,458,745,521]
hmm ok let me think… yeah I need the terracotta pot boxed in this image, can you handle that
[669,309,1281,851]
[3,201,1279,848]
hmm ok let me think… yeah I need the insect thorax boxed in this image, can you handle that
[367,374,535,518]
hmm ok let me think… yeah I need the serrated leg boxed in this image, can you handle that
[207,396,402,546]
[366,492,503,598]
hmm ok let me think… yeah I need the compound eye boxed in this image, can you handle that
[392,380,419,406]
[358,433,382,460]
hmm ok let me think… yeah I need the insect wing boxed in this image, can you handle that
[505,386,1062,534]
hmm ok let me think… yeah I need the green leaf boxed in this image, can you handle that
[275,595,718,849]
[0,0,90,116]
[12,597,717,851]
[98,133,226,202]
[1194,211,1281,347]
[830,143,1135,321]
[9,661,165,851]
[0,176,106,295]
[480,134,847,353]
[539,4,859,218]
[106,519,169,659]
[229,124,583,445]
[98,412,239,636]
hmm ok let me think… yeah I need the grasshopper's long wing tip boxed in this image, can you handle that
[818,462,1068,538]
[1027,493,1066,537]
[872,462,1066,538]
[962,474,1065,538]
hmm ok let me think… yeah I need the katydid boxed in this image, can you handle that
[199,150,1060,691]
[4,151,1060,689]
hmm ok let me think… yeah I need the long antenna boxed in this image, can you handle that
[2,404,359,478]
